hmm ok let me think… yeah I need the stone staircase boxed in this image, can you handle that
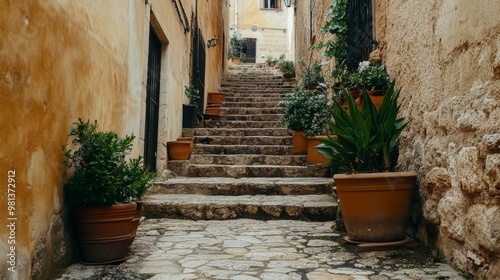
[143,64,337,221]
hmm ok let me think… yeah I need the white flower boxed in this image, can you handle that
[357,61,370,72]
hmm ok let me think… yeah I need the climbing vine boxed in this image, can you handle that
[313,0,347,79]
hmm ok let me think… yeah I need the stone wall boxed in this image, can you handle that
[0,0,225,279]
[374,1,500,279]
[293,1,336,86]
[294,0,499,278]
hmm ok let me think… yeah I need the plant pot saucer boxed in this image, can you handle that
[343,236,413,248]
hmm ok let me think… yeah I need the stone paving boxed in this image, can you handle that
[55,218,464,280]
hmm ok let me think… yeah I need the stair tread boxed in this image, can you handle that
[157,177,333,184]
[144,193,337,207]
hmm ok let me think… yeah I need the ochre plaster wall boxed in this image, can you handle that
[230,0,293,63]
[374,1,500,278]
[0,0,225,278]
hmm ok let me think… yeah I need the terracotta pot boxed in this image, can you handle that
[167,141,192,160]
[334,172,417,242]
[72,202,136,264]
[307,136,330,164]
[293,131,308,154]
[205,106,222,116]
[368,95,384,111]
[208,92,225,104]
[232,57,241,63]
[177,137,194,154]
[128,201,143,246]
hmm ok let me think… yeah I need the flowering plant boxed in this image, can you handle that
[358,61,390,91]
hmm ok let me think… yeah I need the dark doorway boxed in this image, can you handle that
[192,27,206,111]
[243,38,256,63]
[346,0,374,72]
[144,28,161,171]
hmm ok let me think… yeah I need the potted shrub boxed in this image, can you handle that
[357,61,390,110]
[62,119,156,264]
[279,89,330,154]
[299,59,328,91]
[278,61,296,81]
[229,32,245,63]
[183,85,200,128]
[316,83,417,243]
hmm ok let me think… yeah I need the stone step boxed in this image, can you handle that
[224,96,284,103]
[193,144,292,155]
[224,114,284,121]
[189,154,305,166]
[202,120,280,129]
[150,177,334,196]
[194,136,291,145]
[169,163,329,178]
[142,193,337,221]
[221,102,281,108]
[223,92,287,98]
[221,87,291,93]
[192,128,291,137]
[224,107,284,115]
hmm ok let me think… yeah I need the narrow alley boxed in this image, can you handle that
[55,65,464,280]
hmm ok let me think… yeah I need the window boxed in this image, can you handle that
[263,0,280,9]
[346,0,375,71]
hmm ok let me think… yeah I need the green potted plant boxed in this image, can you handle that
[316,83,417,243]
[279,89,330,154]
[62,118,156,264]
[229,32,245,63]
[183,85,200,128]
[299,59,328,91]
[278,61,296,81]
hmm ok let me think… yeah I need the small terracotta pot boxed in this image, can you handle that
[334,172,417,242]
[167,141,192,160]
[293,131,308,154]
[177,137,194,153]
[208,92,225,104]
[366,91,385,111]
[205,106,222,116]
[307,136,330,164]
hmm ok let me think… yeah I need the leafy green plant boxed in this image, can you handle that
[313,0,347,79]
[229,32,245,58]
[278,61,296,79]
[300,60,327,89]
[185,85,200,105]
[279,89,331,136]
[62,119,156,207]
[358,61,390,91]
[316,82,409,173]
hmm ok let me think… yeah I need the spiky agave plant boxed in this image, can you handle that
[316,82,409,173]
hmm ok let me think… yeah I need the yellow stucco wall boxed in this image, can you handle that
[0,0,225,278]
[229,0,294,63]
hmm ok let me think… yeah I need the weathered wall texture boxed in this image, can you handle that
[229,0,293,63]
[294,0,336,86]
[0,0,225,279]
[374,0,500,278]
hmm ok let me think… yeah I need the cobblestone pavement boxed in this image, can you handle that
[55,219,464,280]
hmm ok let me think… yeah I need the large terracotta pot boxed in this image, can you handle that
[128,201,143,246]
[167,141,192,160]
[334,172,417,242]
[307,136,330,164]
[72,202,136,264]
[292,131,308,154]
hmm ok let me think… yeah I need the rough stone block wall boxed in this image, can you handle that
[375,1,500,278]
